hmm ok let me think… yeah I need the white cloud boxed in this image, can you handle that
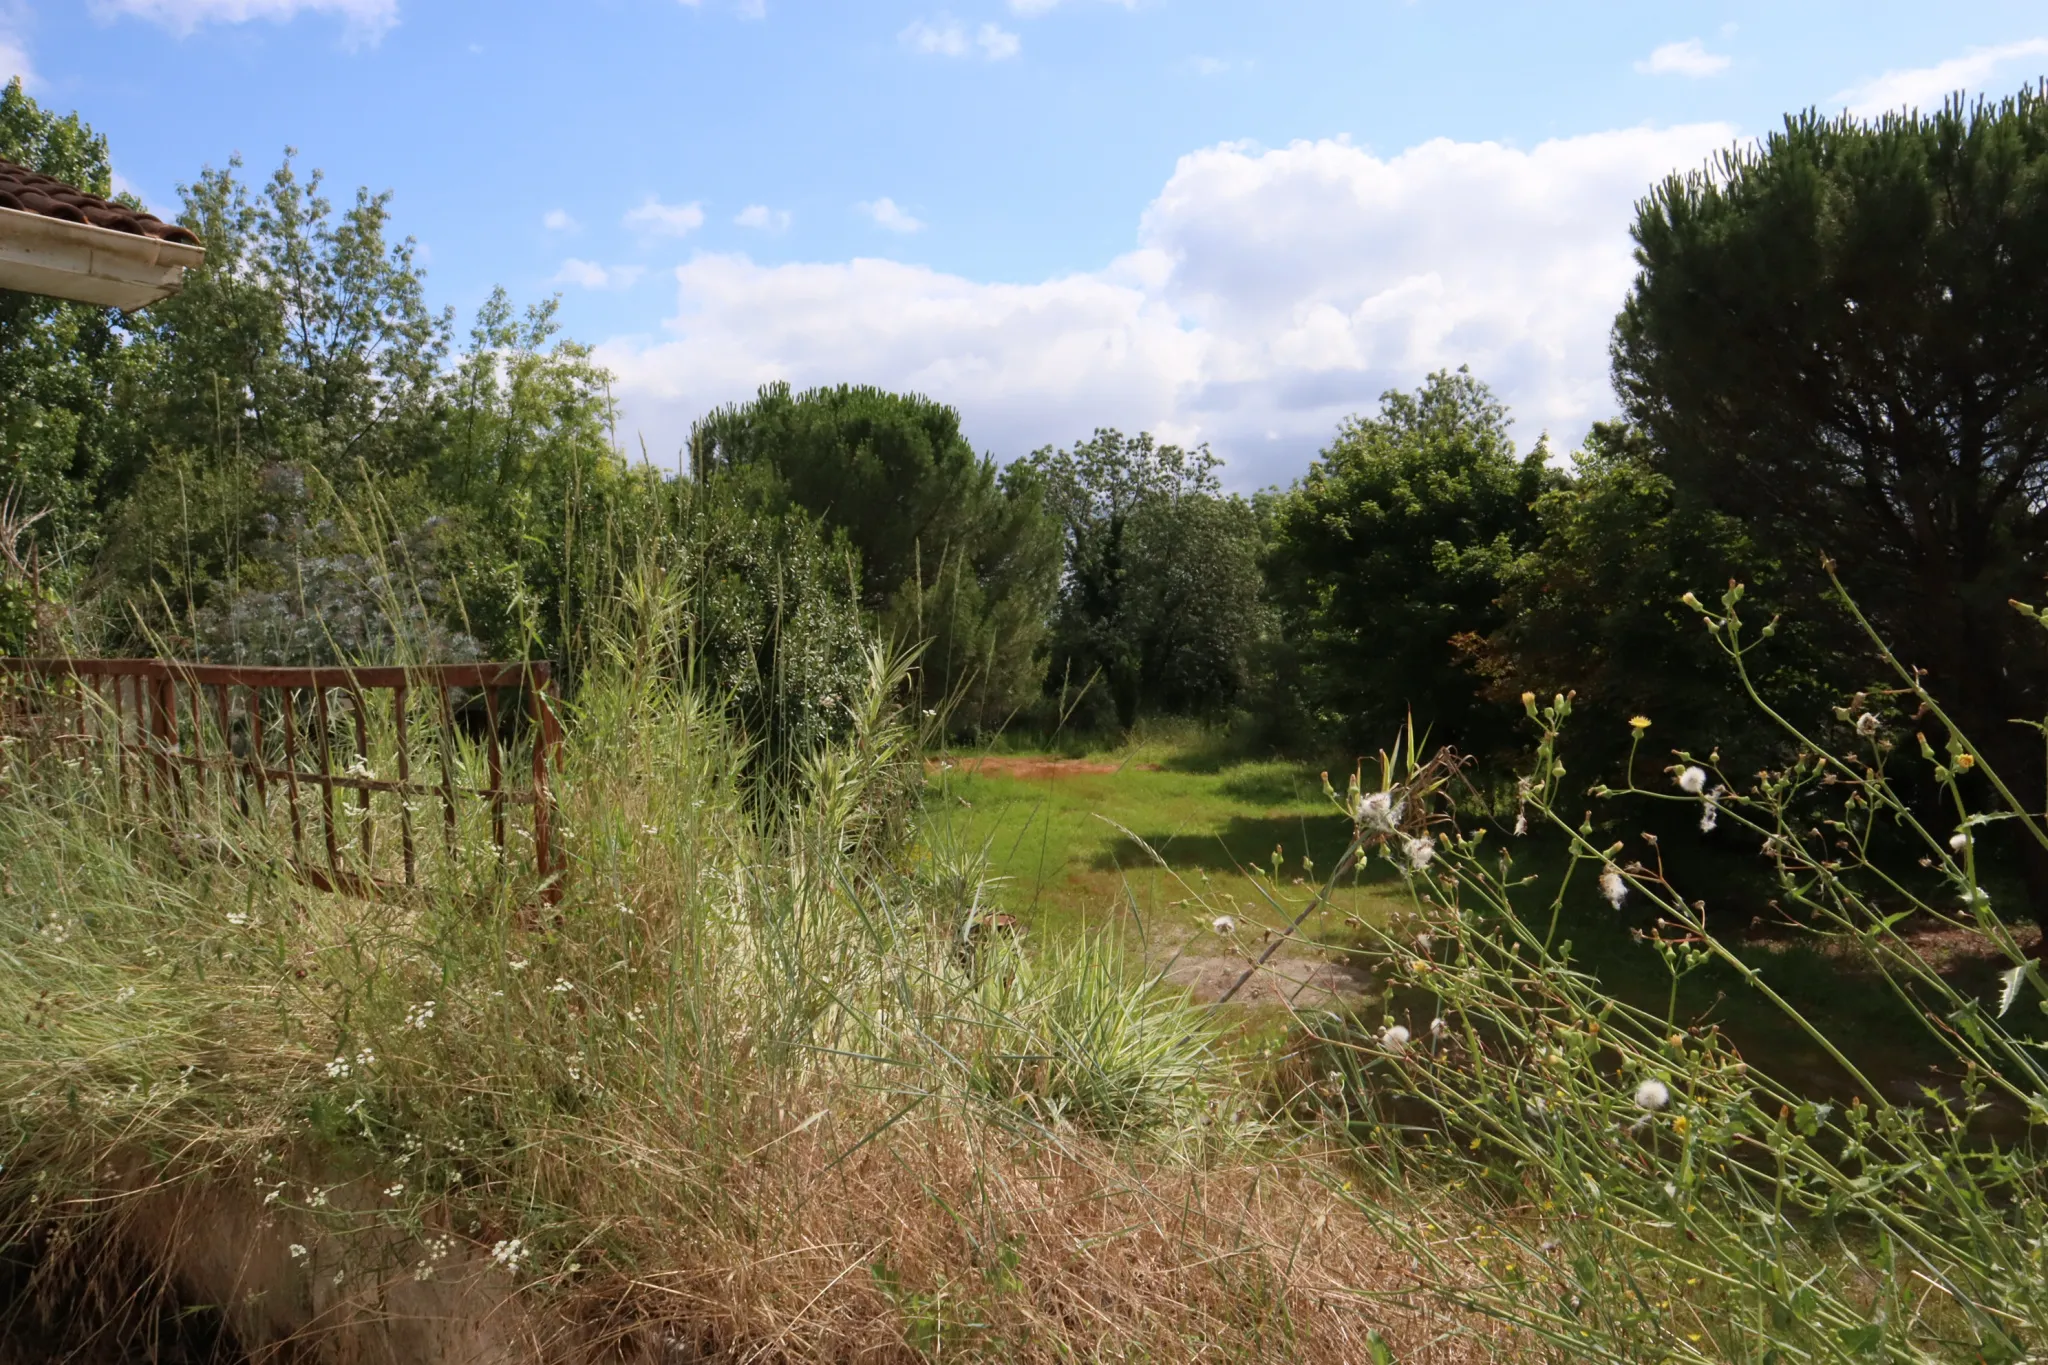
[1835,39,2048,117]
[858,197,926,233]
[1189,55,1229,77]
[0,27,32,88]
[1635,39,1730,78]
[603,124,1735,485]
[623,197,706,237]
[542,208,580,233]
[554,259,646,291]
[93,0,397,44]
[901,16,1020,60]
[735,204,792,232]
[736,0,764,18]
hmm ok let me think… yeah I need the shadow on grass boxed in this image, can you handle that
[1092,813,1385,880]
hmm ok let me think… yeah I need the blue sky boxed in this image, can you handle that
[19,1,2048,485]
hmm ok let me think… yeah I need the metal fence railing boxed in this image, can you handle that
[0,657,563,904]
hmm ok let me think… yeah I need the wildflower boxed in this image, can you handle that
[1699,791,1721,834]
[1950,831,1969,854]
[1677,766,1708,795]
[383,1182,404,1199]
[404,1001,436,1031]
[1599,866,1628,910]
[549,978,573,994]
[1633,1078,1671,1112]
[490,1237,527,1271]
[1663,1182,1679,1200]
[1429,1016,1448,1041]
[1381,1025,1411,1054]
[1855,713,1880,737]
[288,1244,308,1260]
[1355,789,1405,832]
[1415,931,1434,955]
[354,1048,375,1068]
[114,986,136,1004]
[507,956,529,972]
[324,1057,351,1079]
[1403,836,1436,871]
[225,911,250,928]
[640,823,659,836]
[1211,915,1236,937]
[1628,715,1651,731]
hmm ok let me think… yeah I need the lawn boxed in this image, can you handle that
[921,735,1416,1006]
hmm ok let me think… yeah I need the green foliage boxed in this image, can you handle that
[1264,368,1559,762]
[693,383,1059,732]
[1481,421,1847,787]
[0,80,131,556]
[1031,430,1266,730]
[1614,88,2048,859]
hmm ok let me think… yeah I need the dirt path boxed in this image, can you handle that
[930,754,1162,780]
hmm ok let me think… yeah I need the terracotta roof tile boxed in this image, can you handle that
[0,157,200,246]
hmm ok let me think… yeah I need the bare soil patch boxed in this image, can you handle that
[930,755,1162,781]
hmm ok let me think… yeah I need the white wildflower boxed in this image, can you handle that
[1403,836,1436,871]
[1355,790,1405,832]
[490,1237,527,1271]
[114,986,136,1004]
[383,1182,404,1199]
[549,978,573,994]
[1677,766,1708,795]
[404,1001,435,1031]
[324,1057,351,1079]
[1855,713,1880,737]
[1415,932,1434,955]
[288,1244,308,1260]
[1599,866,1628,910]
[1211,915,1236,937]
[1633,1078,1671,1111]
[225,911,250,928]
[1429,1016,1448,1041]
[1950,831,1969,854]
[1663,1182,1679,1200]
[354,1048,375,1068]
[1381,1025,1411,1054]
[507,956,529,972]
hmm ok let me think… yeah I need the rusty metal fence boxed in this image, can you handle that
[0,657,563,904]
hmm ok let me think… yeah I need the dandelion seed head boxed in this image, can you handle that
[1677,766,1708,795]
[1950,832,1969,853]
[1381,1025,1411,1054]
[1634,1078,1671,1112]
[1599,866,1628,910]
[1855,713,1880,736]
[1403,836,1436,871]
[1429,1016,1447,1040]
[1211,915,1236,937]
[1355,790,1404,832]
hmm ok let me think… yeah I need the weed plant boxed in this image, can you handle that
[1260,576,2048,1362]
[0,563,1447,1361]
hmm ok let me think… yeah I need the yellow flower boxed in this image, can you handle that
[1672,1114,1689,1135]
[1629,715,1652,730]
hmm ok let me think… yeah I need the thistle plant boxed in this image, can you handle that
[1314,575,2048,1362]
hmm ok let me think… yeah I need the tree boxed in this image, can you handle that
[1478,422,1844,789]
[1614,88,2048,903]
[692,383,1058,731]
[1031,430,1264,730]
[0,80,134,555]
[1264,369,1557,762]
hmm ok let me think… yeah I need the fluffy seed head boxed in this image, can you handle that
[1381,1025,1411,1054]
[1211,914,1237,937]
[1677,766,1708,795]
[1634,1078,1672,1111]
[1599,866,1628,910]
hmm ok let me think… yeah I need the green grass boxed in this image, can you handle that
[921,734,1409,956]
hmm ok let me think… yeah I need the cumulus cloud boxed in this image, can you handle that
[735,204,792,232]
[1635,39,1729,78]
[858,197,925,233]
[901,16,1020,60]
[554,259,646,291]
[623,197,706,237]
[542,208,580,233]
[93,0,397,44]
[1835,38,2048,117]
[602,124,1735,485]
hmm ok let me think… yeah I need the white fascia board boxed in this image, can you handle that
[0,206,205,311]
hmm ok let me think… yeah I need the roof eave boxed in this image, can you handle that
[0,205,205,311]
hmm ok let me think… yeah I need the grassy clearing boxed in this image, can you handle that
[923,733,1409,959]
